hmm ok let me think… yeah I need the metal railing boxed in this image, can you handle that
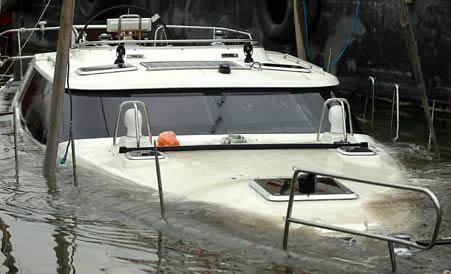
[79,38,256,48]
[0,22,256,57]
[283,168,443,272]
[0,24,106,48]
[113,101,152,148]
[317,98,354,142]
[0,110,19,182]
[154,24,253,42]
[391,84,400,140]
[428,100,436,150]
[362,76,376,128]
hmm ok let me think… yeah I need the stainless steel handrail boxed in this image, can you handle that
[153,25,253,42]
[0,24,108,61]
[363,76,376,128]
[391,84,400,140]
[428,100,436,150]
[0,24,105,38]
[80,39,256,47]
[317,98,353,142]
[113,101,152,148]
[283,168,443,271]
[0,24,254,51]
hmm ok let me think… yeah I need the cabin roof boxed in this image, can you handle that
[33,45,339,90]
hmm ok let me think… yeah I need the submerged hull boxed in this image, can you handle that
[62,134,408,233]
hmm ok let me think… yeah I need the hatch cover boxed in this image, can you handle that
[140,61,244,71]
[249,177,358,202]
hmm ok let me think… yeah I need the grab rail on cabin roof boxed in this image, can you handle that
[0,23,255,52]
[283,168,444,272]
[317,98,353,142]
[77,39,257,47]
[113,101,153,148]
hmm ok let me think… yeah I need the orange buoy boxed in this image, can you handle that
[157,131,180,147]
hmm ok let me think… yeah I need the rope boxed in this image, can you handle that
[58,57,73,166]
[0,0,53,83]
[302,0,360,69]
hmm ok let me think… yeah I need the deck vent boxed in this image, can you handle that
[140,61,244,71]
[249,176,358,201]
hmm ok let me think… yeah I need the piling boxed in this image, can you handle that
[43,0,77,178]
[396,0,440,158]
[293,0,307,59]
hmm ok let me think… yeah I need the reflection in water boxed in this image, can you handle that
[52,216,77,274]
[69,218,77,274]
[0,217,18,273]
[156,231,163,274]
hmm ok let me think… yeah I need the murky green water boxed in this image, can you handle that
[0,86,450,273]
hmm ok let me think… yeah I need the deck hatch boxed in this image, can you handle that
[140,61,245,71]
[249,177,358,201]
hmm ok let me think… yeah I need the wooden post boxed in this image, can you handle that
[43,0,76,178]
[396,0,440,158]
[293,0,307,60]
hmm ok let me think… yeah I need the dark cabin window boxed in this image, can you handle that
[20,69,53,143]
[61,88,332,140]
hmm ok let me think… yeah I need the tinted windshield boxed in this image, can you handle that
[62,89,331,140]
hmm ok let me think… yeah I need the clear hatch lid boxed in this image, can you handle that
[249,176,358,202]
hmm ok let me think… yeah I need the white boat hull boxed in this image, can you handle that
[60,134,411,234]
